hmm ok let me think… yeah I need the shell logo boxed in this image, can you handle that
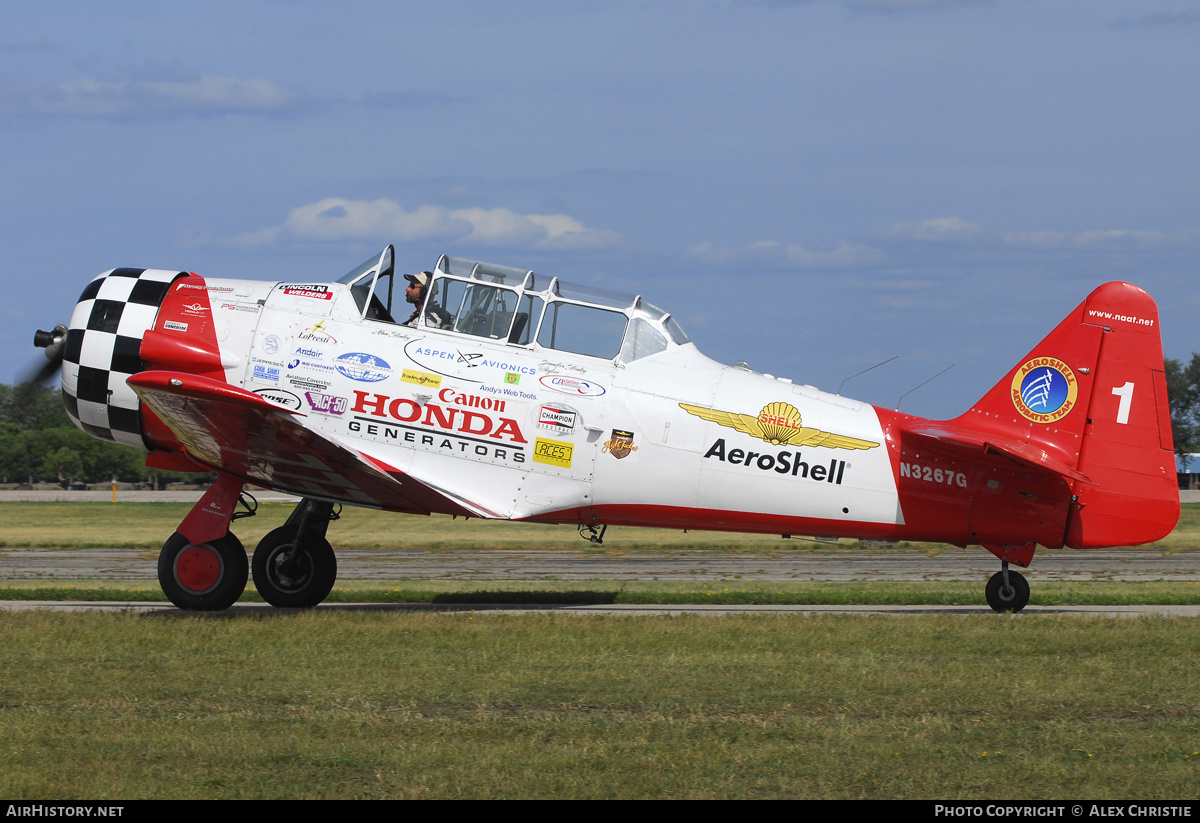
[756,401,805,444]
[679,401,880,451]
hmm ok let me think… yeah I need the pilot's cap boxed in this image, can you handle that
[404,271,433,287]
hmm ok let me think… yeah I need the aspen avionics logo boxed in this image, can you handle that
[1011,357,1078,423]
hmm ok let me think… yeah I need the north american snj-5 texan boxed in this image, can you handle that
[32,244,1179,612]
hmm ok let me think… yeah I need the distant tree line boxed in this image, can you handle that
[1165,356,1200,471]
[0,383,208,487]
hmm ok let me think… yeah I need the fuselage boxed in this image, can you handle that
[70,251,1066,550]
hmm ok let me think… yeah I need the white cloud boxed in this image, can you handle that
[230,197,622,250]
[881,216,985,241]
[0,74,308,119]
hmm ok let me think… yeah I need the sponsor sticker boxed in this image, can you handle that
[280,284,333,300]
[602,429,638,460]
[253,364,281,383]
[253,388,302,410]
[537,404,577,433]
[298,321,337,345]
[306,392,349,415]
[540,375,606,397]
[703,438,849,485]
[287,375,331,392]
[404,339,538,384]
[533,438,574,468]
[164,320,188,332]
[336,352,392,383]
[401,369,442,388]
[262,334,281,354]
[1010,357,1078,423]
[349,390,528,465]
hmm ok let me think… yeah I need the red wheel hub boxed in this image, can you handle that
[175,544,222,592]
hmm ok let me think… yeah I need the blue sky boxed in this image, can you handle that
[4,0,1198,419]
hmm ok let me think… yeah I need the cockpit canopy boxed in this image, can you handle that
[336,246,690,364]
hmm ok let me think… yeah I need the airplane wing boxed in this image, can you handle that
[899,418,1095,485]
[127,371,501,516]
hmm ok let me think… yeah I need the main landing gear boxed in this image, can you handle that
[985,561,1030,613]
[155,475,341,611]
[251,499,338,608]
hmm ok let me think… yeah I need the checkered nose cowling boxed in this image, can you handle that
[60,267,184,448]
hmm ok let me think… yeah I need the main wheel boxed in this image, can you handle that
[985,569,1030,613]
[158,531,248,611]
[252,525,337,608]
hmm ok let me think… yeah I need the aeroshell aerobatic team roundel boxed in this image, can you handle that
[1010,357,1079,423]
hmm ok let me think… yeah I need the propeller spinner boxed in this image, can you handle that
[28,323,68,385]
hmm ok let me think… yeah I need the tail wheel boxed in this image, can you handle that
[985,569,1030,613]
[158,531,248,611]
[252,525,337,608]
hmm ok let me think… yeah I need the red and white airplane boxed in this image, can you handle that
[34,245,1180,612]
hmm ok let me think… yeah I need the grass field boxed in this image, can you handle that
[2,500,1199,553]
[3,504,1199,799]
[2,610,1198,799]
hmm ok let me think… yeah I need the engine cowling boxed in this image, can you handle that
[61,266,237,452]
[61,267,186,447]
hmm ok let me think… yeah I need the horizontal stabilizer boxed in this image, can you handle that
[900,420,1094,485]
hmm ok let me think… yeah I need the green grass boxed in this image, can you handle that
[2,500,1198,552]
[1,611,1198,799]
[2,578,1199,606]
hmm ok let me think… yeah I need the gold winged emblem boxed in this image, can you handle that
[679,401,880,450]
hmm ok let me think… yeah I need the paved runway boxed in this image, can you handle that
[3,546,1200,582]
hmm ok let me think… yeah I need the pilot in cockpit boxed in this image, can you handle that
[403,271,452,329]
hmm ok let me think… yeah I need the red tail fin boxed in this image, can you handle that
[959,282,1178,548]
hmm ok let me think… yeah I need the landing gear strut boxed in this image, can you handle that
[251,498,339,608]
[156,477,255,611]
[985,561,1030,613]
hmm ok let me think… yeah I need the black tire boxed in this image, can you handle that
[985,569,1030,613]
[157,531,248,611]
[252,525,337,608]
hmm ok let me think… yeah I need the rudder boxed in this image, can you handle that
[1066,282,1178,547]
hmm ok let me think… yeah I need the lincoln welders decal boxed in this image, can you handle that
[680,401,879,450]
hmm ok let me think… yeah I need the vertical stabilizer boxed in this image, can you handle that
[954,282,1178,548]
